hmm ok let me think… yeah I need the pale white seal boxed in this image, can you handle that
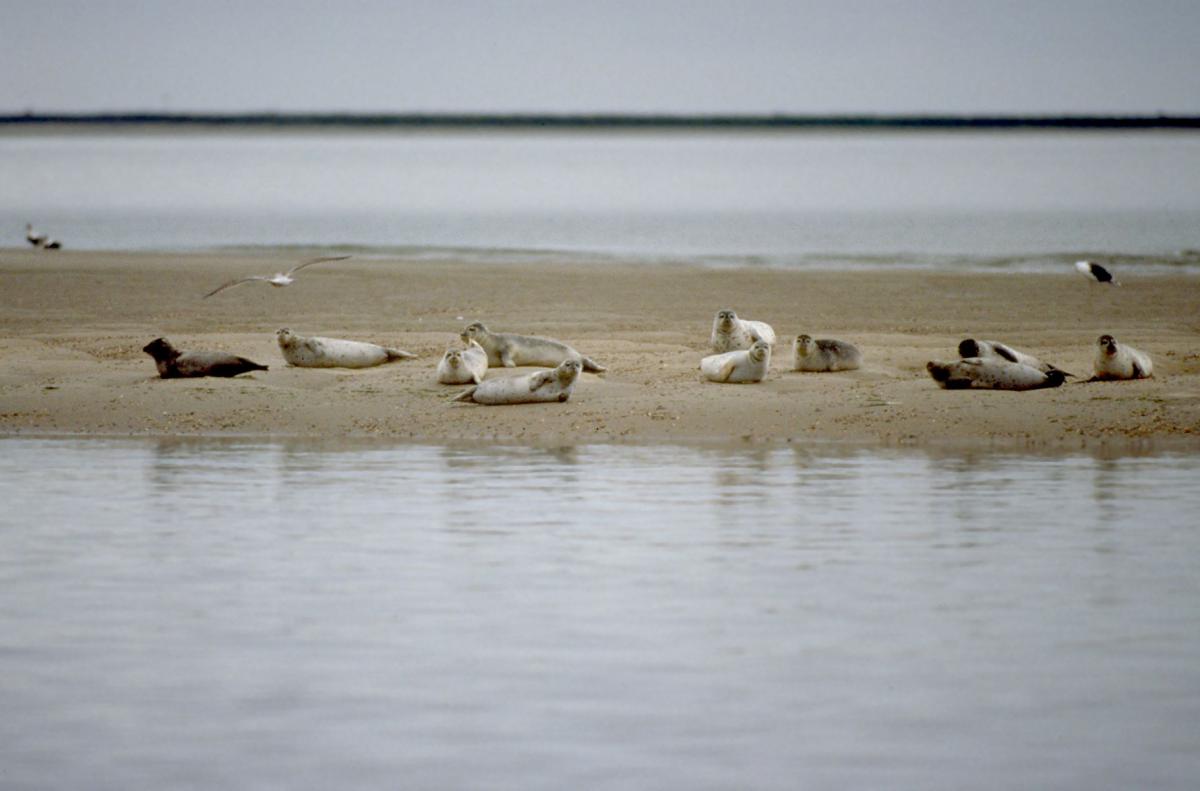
[276,328,416,369]
[452,359,582,405]
[926,358,1067,390]
[143,337,268,379]
[1090,334,1152,380]
[792,334,862,372]
[957,338,1069,376]
[701,340,771,383]
[460,321,606,372]
[710,309,776,352]
[203,255,349,298]
[436,340,488,384]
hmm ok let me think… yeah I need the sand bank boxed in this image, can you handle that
[1,249,1197,448]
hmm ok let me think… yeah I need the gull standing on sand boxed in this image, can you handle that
[202,255,350,298]
[1075,260,1119,285]
[25,223,61,249]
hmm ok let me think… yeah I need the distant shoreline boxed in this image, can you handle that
[2,111,1199,132]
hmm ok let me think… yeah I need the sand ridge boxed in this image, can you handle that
[1,249,1198,447]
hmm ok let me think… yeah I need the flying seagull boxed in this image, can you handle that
[1075,260,1119,286]
[203,255,351,298]
[25,223,61,249]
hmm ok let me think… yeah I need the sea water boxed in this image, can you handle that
[2,437,1198,789]
[3,130,1200,270]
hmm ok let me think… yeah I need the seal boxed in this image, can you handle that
[792,334,862,372]
[710,309,776,353]
[436,340,489,385]
[700,340,771,383]
[276,328,415,369]
[143,337,268,379]
[927,358,1067,390]
[452,359,582,405]
[460,321,606,372]
[957,338,1068,376]
[1090,334,1153,380]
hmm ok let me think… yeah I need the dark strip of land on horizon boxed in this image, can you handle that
[3,112,1199,131]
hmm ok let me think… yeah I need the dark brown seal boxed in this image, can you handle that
[142,337,268,379]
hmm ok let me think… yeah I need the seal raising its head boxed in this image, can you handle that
[1090,334,1152,380]
[460,321,606,372]
[452,358,582,405]
[437,339,488,384]
[701,340,771,383]
[927,358,1067,391]
[710,309,776,353]
[143,337,268,379]
[792,334,862,372]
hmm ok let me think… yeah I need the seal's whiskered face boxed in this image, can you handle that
[558,359,582,380]
[276,328,293,342]
[461,322,486,342]
[795,334,813,352]
[443,350,461,367]
[1098,334,1118,355]
[715,310,736,329]
[749,341,771,361]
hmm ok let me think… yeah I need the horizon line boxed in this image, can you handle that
[3,111,1199,130]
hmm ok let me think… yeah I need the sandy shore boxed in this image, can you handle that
[1,249,1198,448]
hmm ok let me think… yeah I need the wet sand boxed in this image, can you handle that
[1,249,1198,447]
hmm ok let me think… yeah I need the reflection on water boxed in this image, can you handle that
[2,437,1199,790]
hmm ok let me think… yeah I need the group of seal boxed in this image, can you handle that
[702,309,862,384]
[446,323,603,405]
[926,334,1153,390]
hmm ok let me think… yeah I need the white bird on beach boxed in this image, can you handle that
[202,255,350,298]
[1075,260,1119,286]
[25,223,60,249]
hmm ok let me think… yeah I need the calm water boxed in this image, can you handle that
[2,437,1199,790]
[4,131,1200,269]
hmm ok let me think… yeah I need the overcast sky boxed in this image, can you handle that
[3,0,1198,115]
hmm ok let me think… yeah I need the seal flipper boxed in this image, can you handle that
[529,371,553,391]
[582,356,607,373]
[1132,361,1147,379]
[385,347,417,361]
[719,360,737,383]
[451,387,477,403]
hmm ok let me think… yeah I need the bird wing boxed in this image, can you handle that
[286,255,351,276]
[202,275,271,298]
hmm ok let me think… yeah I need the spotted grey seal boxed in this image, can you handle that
[1090,334,1152,380]
[792,334,862,372]
[143,337,268,379]
[460,321,606,373]
[275,328,415,369]
[710,309,776,353]
[701,340,771,383]
[927,358,1067,390]
[452,359,582,405]
[437,340,488,384]
[957,339,1069,376]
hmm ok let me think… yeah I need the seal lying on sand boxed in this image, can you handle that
[276,328,415,369]
[701,340,771,383]
[437,340,488,384]
[460,321,606,372]
[452,359,582,405]
[927,358,1067,390]
[792,334,862,372]
[710,309,776,352]
[957,338,1068,375]
[1090,334,1153,380]
[143,337,268,379]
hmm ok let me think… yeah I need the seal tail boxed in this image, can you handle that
[451,387,477,403]
[582,356,607,373]
[385,348,417,361]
